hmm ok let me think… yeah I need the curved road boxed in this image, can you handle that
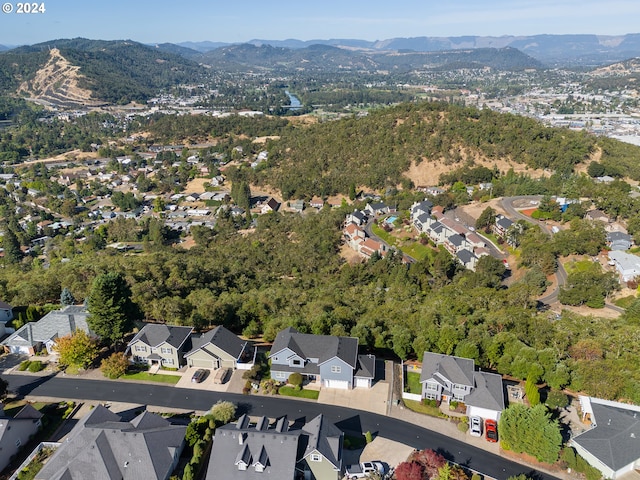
[501,196,624,312]
[6,374,559,480]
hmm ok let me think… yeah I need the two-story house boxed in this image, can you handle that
[207,413,343,480]
[0,404,42,473]
[184,325,249,370]
[127,324,193,368]
[269,327,375,389]
[420,352,505,421]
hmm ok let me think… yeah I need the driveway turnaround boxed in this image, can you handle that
[6,374,560,480]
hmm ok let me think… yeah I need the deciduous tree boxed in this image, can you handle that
[55,330,99,371]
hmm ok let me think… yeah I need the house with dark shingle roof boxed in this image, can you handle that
[1,305,93,355]
[184,325,250,370]
[571,396,640,479]
[269,327,374,389]
[420,352,505,421]
[0,404,42,473]
[36,405,186,480]
[127,324,193,368]
[206,413,343,480]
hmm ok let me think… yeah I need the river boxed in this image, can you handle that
[284,90,301,110]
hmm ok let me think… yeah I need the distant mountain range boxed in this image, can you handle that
[179,34,640,66]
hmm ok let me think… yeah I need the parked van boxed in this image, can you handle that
[213,368,230,384]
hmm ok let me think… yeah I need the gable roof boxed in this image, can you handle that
[128,324,193,349]
[269,327,358,369]
[420,352,475,388]
[36,405,186,480]
[465,371,505,411]
[355,354,375,379]
[301,414,343,469]
[572,398,640,472]
[2,305,93,348]
[184,325,247,359]
[207,415,301,480]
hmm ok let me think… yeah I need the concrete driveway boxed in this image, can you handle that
[175,366,233,392]
[0,353,26,373]
[318,381,389,415]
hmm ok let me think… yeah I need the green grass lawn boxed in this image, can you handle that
[371,223,397,246]
[614,295,637,309]
[564,259,601,275]
[278,386,320,400]
[2,400,48,417]
[403,399,442,417]
[405,371,422,394]
[121,372,181,384]
[401,242,432,261]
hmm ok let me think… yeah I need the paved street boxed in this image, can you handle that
[6,374,561,480]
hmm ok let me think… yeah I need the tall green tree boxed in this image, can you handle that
[499,404,562,464]
[87,272,139,344]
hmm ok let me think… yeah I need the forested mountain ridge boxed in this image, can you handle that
[0,38,204,105]
[198,44,541,73]
[253,101,640,200]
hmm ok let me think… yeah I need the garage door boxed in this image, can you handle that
[355,378,370,388]
[324,379,349,389]
[189,358,215,369]
[9,346,29,355]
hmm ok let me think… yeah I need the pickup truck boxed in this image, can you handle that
[345,461,386,479]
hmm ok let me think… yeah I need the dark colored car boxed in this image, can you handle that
[485,419,498,442]
[191,369,208,383]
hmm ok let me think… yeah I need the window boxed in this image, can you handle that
[426,383,439,391]
[310,454,322,462]
[15,439,21,447]
[134,345,146,352]
[276,372,287,379]
[162,358,174,365]
[425,392,437,400]
[161,347,172,354]
[292,359,301,366]
[330,365,341,374]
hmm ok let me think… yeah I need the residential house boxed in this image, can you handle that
[36,405,186,480]
[492,215,514,239]
[127,324,193,368]
[444,233,468,255]
[343,223,366,250]
[426,221,448,245]
[358,238,388,259]
[608,251,640,283]
[345,210,367,226]
[456,249,479,271]
[420,352,505,421]
[206,413,343,480]
[269,327,375,389]
[0,300,13,335]
[571,396,640,479]
[585,209,611,223]
[184,325,249,370]
[411,200,434,218]
[185,193,201,202]
[290,199,305,213]
[364,202,391,216]
[1,306,93,355]
[607,231,632,251]
[261,197,280,214]
[310,197,324,209]
[0,404,42,473]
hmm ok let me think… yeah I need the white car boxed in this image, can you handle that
[469,416,482,437]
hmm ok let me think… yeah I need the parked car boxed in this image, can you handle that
[345,461,387,479]
[213,367,230,384]
[191,369,208,383]
[485,419,498,442]
[469,416,482,437]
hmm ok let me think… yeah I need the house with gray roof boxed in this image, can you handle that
[0,404,42,473]
[269,327,374,389]
[608,250,640,283]
[206,413,343,480]
[1,305,93,356]
[456,249,478,271]
[607,231,632,251]
[420,352,505,421]
[36,405,186,480]
[127,324,193,368]
[184,325,250,370]
[571,396,640,479]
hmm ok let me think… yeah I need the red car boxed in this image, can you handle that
[485,419,498,442]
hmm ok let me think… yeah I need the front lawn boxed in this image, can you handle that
[400,241,432,261]
[405,371,422,394]
[278,386,319,399]
[371,222,397,246]
[403,399,442,417]
[121,371,181,384]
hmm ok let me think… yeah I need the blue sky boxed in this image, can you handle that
[0,0,638,46]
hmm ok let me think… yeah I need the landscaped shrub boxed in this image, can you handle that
[423,398,437,407]
[288,372,303,388]
[27,361,44,372]
[545,390,569,409]
[457,421,469,433]
[18,361,31,371]
[100,353,129,379]
[365,431,373,443]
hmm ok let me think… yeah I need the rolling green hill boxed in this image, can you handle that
[0,38,204,104]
